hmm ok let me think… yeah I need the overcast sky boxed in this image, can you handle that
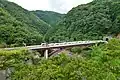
[8,0,93,13]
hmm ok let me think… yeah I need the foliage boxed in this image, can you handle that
[46,0,120,42]
[2,39,118,80]
[0,0,55,46]
[0,48,32,70]
[0,0,120,79]
[0,0,65,45]
[0,8,43,46]
[32,10,65,26]
[70,47,82,54]
[0,0,51,34]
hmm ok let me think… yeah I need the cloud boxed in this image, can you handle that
[48,0,72,13]
[8,0,93,13]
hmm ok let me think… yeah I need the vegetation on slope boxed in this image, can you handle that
[0,39,120,80]
[32,10,65,26]
[0,0,57,46]
[0,0,65,46]
[46,0,120,42]
[0,8,43,47]
[0,0,51,34]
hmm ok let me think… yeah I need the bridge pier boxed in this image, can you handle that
[44,49,48,59]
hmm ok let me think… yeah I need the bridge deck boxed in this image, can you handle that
[1,40,107,50]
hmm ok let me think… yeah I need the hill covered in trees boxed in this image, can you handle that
[0,0,51,35]
[45,0,120,42]
[0,7,43,47]
[0,0,66,46]
[32,10,65,26]
[0,0,52,46]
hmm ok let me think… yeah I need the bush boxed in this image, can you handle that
[0,39,120,80]
[0,48,32,70]
[70,47,82,54]
[0,42,7,48]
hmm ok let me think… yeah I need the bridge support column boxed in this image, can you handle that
[44,49,48,59]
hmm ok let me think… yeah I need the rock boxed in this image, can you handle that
[0,70,6,80]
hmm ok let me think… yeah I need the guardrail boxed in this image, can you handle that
[1,40,107,50]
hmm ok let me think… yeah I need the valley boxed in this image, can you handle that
[0,0,120,80]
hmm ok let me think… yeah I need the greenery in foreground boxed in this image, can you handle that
[0,39,120,80]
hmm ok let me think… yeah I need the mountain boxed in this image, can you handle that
[32,10,65,26]
[0,0,51,46]
[0,8,43,46]
[46,0,120,42]
[0,0,50,34]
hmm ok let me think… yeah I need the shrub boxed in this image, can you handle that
[71,47,82,54]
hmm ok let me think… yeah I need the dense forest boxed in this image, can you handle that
[1,0,120,45]
[0,0,51,35]
[0,0,64,47]
[0,7,43,47]
[32,10,65,26]
[45,0,120,42]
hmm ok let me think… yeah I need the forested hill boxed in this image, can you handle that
[0,0,51,46]
[0,0,51,34]
[0,8,43,46]
[46,0,120,42]
[32,10,65,26]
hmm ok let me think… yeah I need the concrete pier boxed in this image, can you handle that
[44,49,48,59]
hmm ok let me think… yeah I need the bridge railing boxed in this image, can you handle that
[1,40,107,50]
[46,40,107,47]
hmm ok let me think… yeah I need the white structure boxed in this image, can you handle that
[1,40,107,59]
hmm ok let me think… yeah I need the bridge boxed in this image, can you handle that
[1,40,107,59]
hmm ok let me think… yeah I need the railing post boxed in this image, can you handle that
[44,49,48,59]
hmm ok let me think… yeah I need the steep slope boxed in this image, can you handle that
[0,8,43,46]
[0,0,53,46]
[32,10,65,26]
[46,0,120,42]
[0,0,50,34]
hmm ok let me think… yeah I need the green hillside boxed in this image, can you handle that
[0,0,50,34]
[46,0,120,42]
[0,0,51,46]
[32,10,65,26]
[0,8,43,47]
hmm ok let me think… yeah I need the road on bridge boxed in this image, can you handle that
[1,40,107,50]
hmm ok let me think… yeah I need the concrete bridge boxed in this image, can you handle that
[2,40,107,59]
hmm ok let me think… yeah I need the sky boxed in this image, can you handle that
[8,0,93,13]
